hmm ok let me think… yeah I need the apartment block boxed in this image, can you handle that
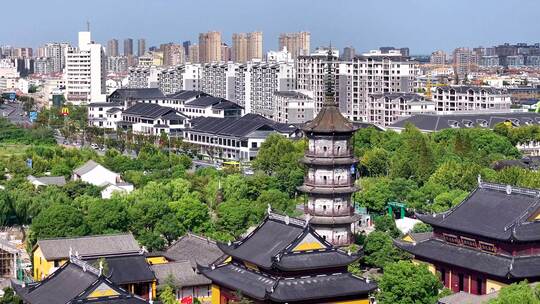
[65,31,106,104]
[273,90,315,124]
[432,85,511,113]
[199,31,222,63]
[278,32,310,59]
[368,93,435,126]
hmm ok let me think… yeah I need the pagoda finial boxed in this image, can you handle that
[324,44,336,106]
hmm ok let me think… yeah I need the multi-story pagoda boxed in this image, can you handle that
[298,48,360,246]
[395,178,540,295]
[199,212,376,304]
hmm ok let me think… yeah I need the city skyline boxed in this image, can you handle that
[2,0,540,54]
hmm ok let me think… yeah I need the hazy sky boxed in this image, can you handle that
[2,0,539,54]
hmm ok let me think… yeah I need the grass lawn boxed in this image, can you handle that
[0,143,29,158]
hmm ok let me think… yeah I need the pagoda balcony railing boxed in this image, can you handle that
[305,151,354,158]
[305,206,355,217]
[329,233,354,247]
[304,178,353,187]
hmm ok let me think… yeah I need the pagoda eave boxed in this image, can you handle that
[309,214,362,225]
[297,185,359,194]
[301,156,358,166]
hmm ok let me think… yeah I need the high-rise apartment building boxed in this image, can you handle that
[188,44,199,63]
[341,47,356,61]
[14,48,33,58]
[65,31,106,104]
[124,38,133,56]
[199,31,222,63]
[182,41,191,58]
[107,39,119,57]
[137,39,146,57]
[430,50,447,65]
[161,43,185,66]
[200,62,236,100]
[232,33,248,63]
[349,50,419,122]
[453,47,474,79]
[232,32,263,62]
[221,43,231,62]
[278,32,310,59]
[107,56,128,73]
[42,43,70,73]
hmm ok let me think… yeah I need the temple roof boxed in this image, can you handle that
[416,182,540,242]
[274,250,359,271]
[395,238,540,279]
[216,213,358,271]
[198,262,376,303]
[83,253,155,285]
[13,257,148,304]
[163,233,223,268]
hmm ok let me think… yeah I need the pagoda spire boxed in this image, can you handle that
[324,45,336,106]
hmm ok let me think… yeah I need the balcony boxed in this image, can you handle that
[305,205,355,217]
[304,176,353,187]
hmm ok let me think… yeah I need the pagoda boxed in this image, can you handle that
[199,212,376,304]
[395,178,540,295]
[298,48,360,246]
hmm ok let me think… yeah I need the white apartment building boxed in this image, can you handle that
[185,113,300,161]
[88,102,125,128]
[107,56,128,73]
[0,59,19,91]
[296,48,343,115]
[200,62,237,100]
[432,86,511,113]
[128,66,162,88]
[368,93,435,126]
[42,42,70,73]
[273,90,315,124]
[350,50,419,121]
[34,57,54,75]
[65,31,106,104]
[241,60,295,117]
[119,103,189,136]
[158,64,201,94]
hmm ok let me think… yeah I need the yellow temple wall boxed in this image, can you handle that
[331,299,370,304]
[486,279,507,293]
[211,284,221,304]
[33,247,66,281]
[412,259,436,275]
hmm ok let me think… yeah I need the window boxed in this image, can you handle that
[461,237,477,248]
[443,233,459,244]
[479,241,496,253]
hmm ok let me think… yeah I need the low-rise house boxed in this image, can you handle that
[182,96,244,119]
[184,113,301,161]
[72,160,121,187]
[101,182,135,199]
[32,233,140,281]
[119,103,190,137]
[72,160,134,198]
[88,102,124,128]
[432,85,511,113]
[15,254,149,304]
[26,175,66,188]
[150,233,223,303]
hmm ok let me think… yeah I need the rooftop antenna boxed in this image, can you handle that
[86,21,90,32]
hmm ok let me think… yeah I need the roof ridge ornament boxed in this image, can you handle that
[477,175,482,188]
[267,204,272,215]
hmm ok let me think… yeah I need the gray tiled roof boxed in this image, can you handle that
[163,233,223,268]
[152,260,211,287]
[84,254,155,285]
[122,103,176,118]
[27,175,66,186]
[389,112,540,132]
[36,233,141,260]
[166,90,207,100]
[186,96,243,110]
[417,182,540,241]
[109,88,164,100]
[72,160,101,176]
[188,114,298,138]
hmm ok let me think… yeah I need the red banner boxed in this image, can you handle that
[180,296,193,304]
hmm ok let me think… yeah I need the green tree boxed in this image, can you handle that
[170,194,210,233]
[255,189,295,215]
[377,261,442,304]
[488,281,540,304]
[0,287,23,304]
[159,285,177,304]
[360,147,390,177]
[374,215,401,238]
[411,223,433,233]
[85,197,130,234]
[363,231,406,268]
[30,204,88,245]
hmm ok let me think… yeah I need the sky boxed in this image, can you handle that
[2,0,539,54]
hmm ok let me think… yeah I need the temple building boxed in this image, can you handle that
[13,254,148,304]
[199,212,376,304]
[395,178,540,295]
[298,48,360,246]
